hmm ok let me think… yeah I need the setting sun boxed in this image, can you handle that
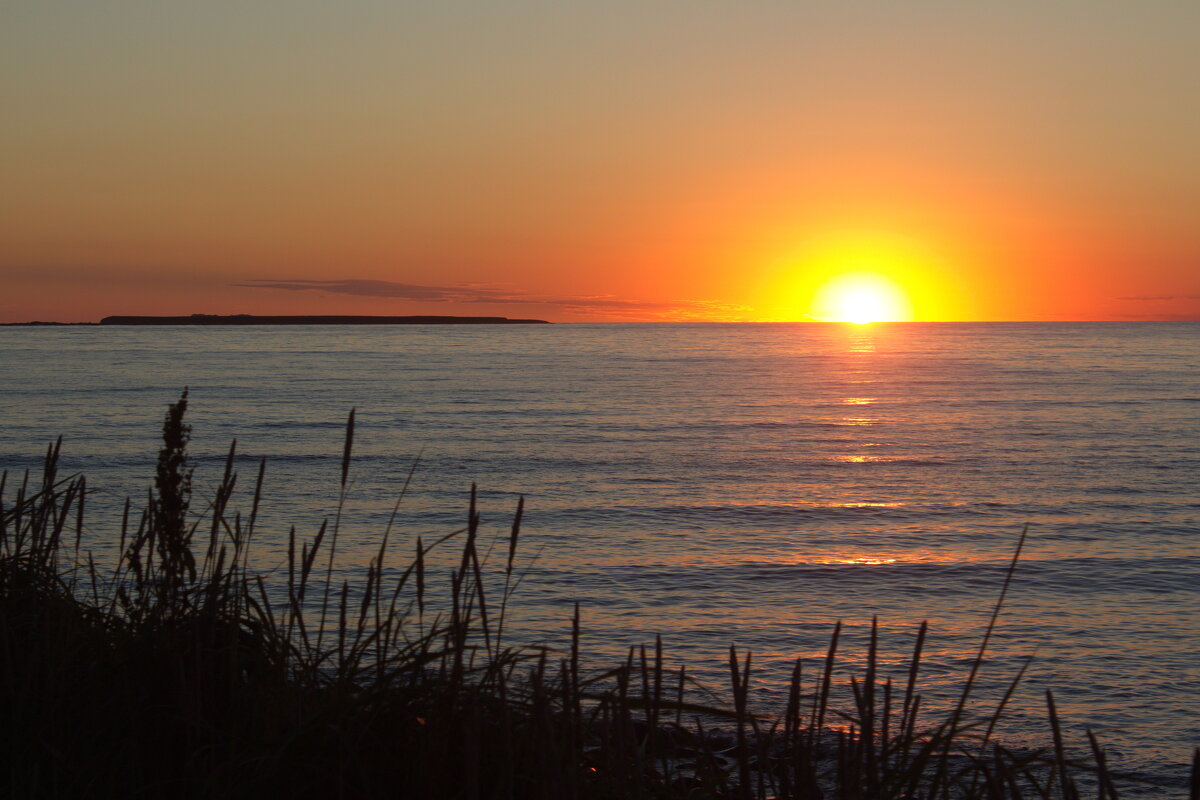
[813,272,912,323]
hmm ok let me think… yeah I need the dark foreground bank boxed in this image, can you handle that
[1,393,1194,799]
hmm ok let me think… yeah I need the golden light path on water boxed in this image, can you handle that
[809,329,938,569]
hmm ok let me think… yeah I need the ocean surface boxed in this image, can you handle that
[2,322,1197,793]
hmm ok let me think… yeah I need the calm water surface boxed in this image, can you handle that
[2,322,1197,793]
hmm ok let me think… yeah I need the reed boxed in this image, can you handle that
[0,392,1182,799]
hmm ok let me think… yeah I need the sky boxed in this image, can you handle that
[2,1,1198,323]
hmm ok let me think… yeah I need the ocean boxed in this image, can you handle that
[2,322,1197,793]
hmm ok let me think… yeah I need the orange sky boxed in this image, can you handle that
[3,2,1198,323]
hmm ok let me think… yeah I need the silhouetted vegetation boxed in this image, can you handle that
[1,392,1191,798]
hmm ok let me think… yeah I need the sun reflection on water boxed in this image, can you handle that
[831,501,905,508]
[786,548,1000,568]
[847,329,876,354]
[805,555,901,566]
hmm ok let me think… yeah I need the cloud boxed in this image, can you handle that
[235,279,751,320]
[235,279,510,302]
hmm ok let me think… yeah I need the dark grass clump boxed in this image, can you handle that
[1,392,1189,799]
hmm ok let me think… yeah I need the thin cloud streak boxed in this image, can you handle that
[1117,294,1200,301]
[235,279,751,320]
[1116,312,1200,321]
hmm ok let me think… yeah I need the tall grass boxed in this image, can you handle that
[1,392,1188,798]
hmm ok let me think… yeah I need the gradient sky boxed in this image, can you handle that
[3,1,1198,322]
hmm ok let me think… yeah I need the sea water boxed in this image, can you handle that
[2,322,1197,793]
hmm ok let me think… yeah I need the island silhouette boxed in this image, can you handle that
[96,314,550,325]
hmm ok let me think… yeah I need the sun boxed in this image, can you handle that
[835,287,891,324]
[813,273,912,324]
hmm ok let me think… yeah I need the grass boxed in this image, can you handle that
[1,391,1194,799]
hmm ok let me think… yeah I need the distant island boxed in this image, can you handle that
[17,314,552,325]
